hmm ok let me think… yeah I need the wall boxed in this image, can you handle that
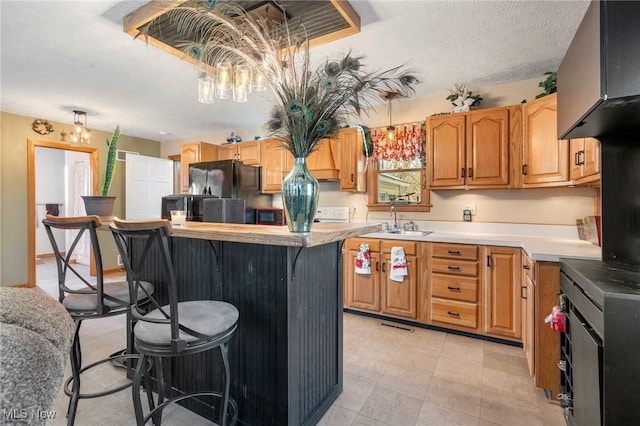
[161,77,597,226]
[0,111,162,287]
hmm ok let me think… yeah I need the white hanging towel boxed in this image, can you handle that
[389,246,408,282]
[355,243,371,275]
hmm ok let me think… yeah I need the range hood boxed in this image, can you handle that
[557,0,640,140]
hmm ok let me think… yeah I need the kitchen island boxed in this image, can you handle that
[136,221,382,426]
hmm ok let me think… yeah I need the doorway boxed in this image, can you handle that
[27,140,98,288]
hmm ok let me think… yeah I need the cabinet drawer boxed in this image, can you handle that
[382,240,417,256]
[346,238,380,252]
[431,258,478,277]
[431,275,479,302]
[432,243,479,260]
[431,299,478,329]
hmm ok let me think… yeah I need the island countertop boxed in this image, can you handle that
[168,221,384,247]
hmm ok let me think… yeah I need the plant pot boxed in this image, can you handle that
[82,196,116,221]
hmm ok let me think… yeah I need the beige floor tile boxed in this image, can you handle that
[440,333,485,365]
[391,347,439,376]
[425,376,482,418]
[317,404,359,426]
[433,356,483,388]
[350,413,389,426]
[481,367,539,402]
[480,388,542,426]
[417,401,480,426]
[398,328,446,357]
[344,352,389,385]
[482,348,530,378]
[377,365,432,400]
[334,375,376,412]
[359,386,423,425]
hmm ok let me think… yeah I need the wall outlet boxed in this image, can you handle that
[463,204,477,216]
[117,255,124,266]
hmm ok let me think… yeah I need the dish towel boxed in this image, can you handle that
[355,244,371,275]
[390,246,408,282]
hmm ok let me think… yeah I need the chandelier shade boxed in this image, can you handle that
[70,110,91,144]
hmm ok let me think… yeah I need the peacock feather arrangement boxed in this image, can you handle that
[142,1,420,158]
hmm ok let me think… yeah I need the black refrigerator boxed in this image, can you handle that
[189,159,271,222]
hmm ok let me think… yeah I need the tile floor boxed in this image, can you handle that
[36,259,565,426]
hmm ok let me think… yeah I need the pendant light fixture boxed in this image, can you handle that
[380,91,402,141]
[70,110,91,144]
[198,71,214,103]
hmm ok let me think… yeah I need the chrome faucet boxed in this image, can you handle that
[390,203,399,231]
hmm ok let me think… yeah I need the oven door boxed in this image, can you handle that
[570,307,603,426]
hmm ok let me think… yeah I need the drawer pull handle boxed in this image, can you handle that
[375,261,380,272]
[447,286,461,292]
[447,311,461,317]
[447,250,461,255]
[447,266,461,271]
[521,285,527,300]
[523,265,530,270]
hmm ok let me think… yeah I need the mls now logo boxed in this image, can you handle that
[2,408,56,420]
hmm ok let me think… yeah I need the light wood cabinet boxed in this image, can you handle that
[180,142,218,193]
[339,127,367,192]
[260,138,291,194]
[217,140,261,165]
[522,93,571,187]
[521,251,535,378]
[344,238,418,320]
[429,243,481,331]
[534,261,561,398]
[380,240,417,319]
[484,246,522,340]
[428,106,510,189]
[570,137,600,184]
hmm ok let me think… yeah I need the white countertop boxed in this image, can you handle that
[361,223,602,262]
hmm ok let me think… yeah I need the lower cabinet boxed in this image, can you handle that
[521,251,536,378]
[484,246,522,340]
[344,238,418,321]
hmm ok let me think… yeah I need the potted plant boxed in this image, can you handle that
[149,3,419,231]
[82,125,120,219]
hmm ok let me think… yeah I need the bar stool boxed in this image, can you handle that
[110,218,238,425]
[42,214,154,425]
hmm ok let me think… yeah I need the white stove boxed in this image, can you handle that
[315,207,350,223]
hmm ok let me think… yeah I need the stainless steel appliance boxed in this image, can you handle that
[255,208,285,226]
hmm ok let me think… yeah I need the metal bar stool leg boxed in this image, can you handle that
[132,353,149,426]
[66,321,82,426]
[219,342,231,426]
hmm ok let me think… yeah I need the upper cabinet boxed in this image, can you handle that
[180,142,218,193]
[217,140,261,165]
[260,138,290,194]
[428,106,511,189]
[521,94,571,188]
[570,137,600,184]
[306,137,340,180]
[339,127,367,192]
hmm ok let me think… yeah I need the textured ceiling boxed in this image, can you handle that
[0,0,590,143]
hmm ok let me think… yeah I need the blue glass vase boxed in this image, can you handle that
[282,157,318,232]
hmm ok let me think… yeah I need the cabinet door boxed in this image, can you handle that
[217,145,237,161]
[237,141,261,165]
[484,246,521,339]
[570,138,585,180]
[521,251,535,377]
[381,254,417,319]
[260,139,291,193]
[339,127,364,192]
[466,108,510,187]
[347,250,381,312]
[428,114,465,187]
[522,94,570,187]
[582,137,600,177]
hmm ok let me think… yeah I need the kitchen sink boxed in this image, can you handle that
[386,230,432,236]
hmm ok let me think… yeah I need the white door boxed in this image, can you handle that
[126,154,173,219]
